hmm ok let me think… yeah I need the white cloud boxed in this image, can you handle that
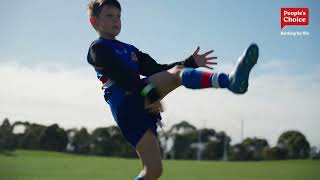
[0,60,319,147]
[0,62,116,130]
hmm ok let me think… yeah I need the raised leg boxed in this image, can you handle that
[147,65,184,101]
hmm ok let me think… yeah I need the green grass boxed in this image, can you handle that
[1,150,319,180]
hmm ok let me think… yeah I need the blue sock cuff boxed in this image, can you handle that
[134,177,144,180]
[218,73,229,88]
[181,68,202,89]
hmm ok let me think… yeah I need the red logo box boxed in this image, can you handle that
[281,8,309,29]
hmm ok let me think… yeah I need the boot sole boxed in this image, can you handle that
[231,44,259,94]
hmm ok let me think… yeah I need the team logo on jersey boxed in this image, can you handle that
[115,49,122,55]
[131,52,138,61]
[115,48,128,56]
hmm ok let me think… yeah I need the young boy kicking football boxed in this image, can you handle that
[86,0,259,179]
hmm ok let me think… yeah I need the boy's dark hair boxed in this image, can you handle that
[87,0,121,17]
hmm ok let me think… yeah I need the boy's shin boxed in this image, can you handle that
[179,68,229,89]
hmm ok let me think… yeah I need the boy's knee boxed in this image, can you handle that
[168,65,184,77]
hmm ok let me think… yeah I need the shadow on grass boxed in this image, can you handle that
[0,150,16,157]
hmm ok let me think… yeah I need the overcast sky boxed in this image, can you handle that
[0,0,319,147]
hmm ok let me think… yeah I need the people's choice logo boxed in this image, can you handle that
[281,8,309,29]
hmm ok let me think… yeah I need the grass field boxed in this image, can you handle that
[1,150,319,180]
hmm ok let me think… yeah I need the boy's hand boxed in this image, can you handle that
[192,46,218,69]
[145,100,164,114]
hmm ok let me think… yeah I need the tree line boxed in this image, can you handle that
[1,118,319,160]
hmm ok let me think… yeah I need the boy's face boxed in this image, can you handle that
[95,5,121,39]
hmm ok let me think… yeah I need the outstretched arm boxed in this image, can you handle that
[192,46,218,69]
[137,47,217,76]
[136,51,195,77]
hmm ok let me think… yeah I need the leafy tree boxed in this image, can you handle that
[90,127,111,155]
[39,124,68,152]
[262,147,288,160]
[0,118,17,151]
[90,126,136,157]
[229,137,269,161]
[106,126,136,158]
[166,122,232,160]
[172,133,197,159]
[277,130,310,159]
[169,121,197,135]
[242,137,269,160]
[199,128,216,142]
[166,121,198,159]
[202,141,222,160]
[229,143,247,161]
[72,128,91,154]
[202,131,231,160]
[18,123,46,150]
